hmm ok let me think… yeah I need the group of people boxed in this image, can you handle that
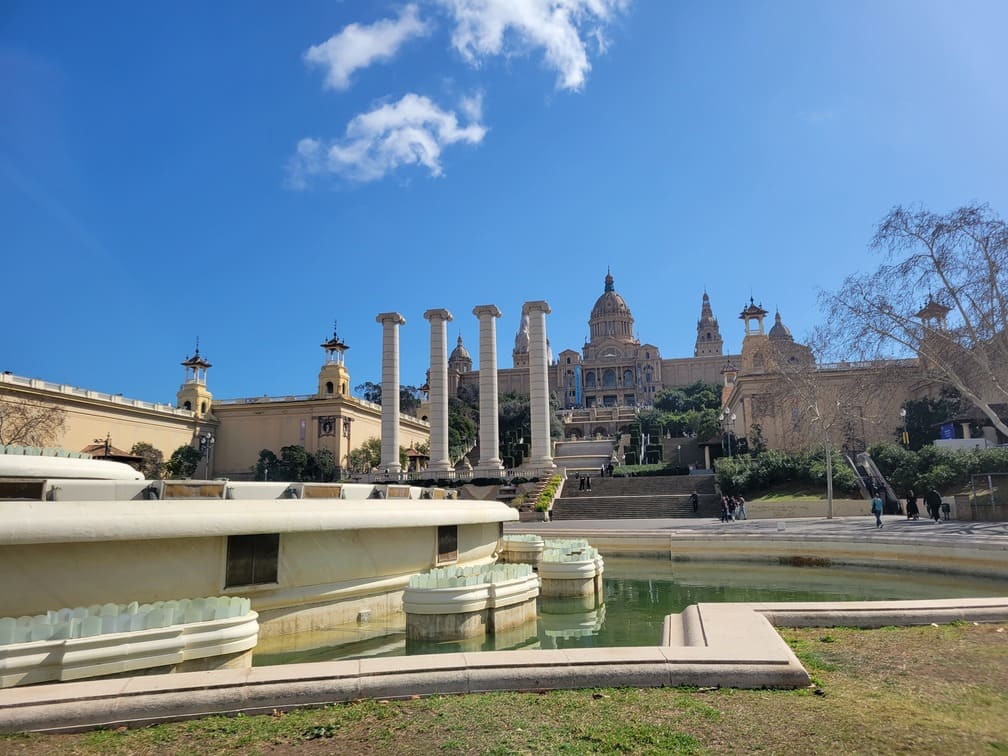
[905,489,948,522]
[872,488,949,527]
[574,471,592,491]
[720,495,746,522]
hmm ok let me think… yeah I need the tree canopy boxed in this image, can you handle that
[130,441,165,479]
[821,203,1008,437]
[651,381,722,440]
[353,381,423,416]
[254,445,341,481]
[165,445,202,479]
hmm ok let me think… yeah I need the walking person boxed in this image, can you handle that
[736,495,747,520]
[925,488,942,522]
[690,491,699,514]
[871,492,884,528]
[906,490,919,520]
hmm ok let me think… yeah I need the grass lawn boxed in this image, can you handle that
[3,623,1006,754]
[747,484,839,502]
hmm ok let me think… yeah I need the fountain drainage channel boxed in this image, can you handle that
[252,556,1008,666]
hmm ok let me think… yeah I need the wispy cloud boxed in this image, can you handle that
[288,93,487,186]
[798,109,835,124]
[304,4,432,91]
[441,0,628,91]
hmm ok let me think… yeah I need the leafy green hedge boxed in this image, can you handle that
[868,443,1008,495]
[715,448,859,496]
[535,475,564,512]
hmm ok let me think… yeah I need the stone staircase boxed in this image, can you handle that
[550,474,719,520]
[553,438,615,475]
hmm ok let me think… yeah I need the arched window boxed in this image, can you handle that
[325,381,334,394]
[585,372,596,389]
[603,369,617,388]
[183,400,192,410]
[623,369,634,386]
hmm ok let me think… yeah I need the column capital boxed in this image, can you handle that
[423,308,453,323]
[522,300,551,316]
[376,312,407,326]
[472,304,502,319]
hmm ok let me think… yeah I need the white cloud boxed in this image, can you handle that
[441,0,628,91]
[798,109,835,124]
[304,4,432,91]
[288,93,487,186]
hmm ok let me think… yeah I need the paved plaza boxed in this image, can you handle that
[510,514,1008,545]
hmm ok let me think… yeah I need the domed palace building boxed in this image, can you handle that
[452,270,742,438]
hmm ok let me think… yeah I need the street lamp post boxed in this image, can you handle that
[198,431,215,479]
[720,409,736,458]
[900,407,908,447]
[341,417,354,478]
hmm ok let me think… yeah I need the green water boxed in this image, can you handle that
[253,558,1007,665]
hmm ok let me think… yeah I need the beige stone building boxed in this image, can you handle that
[449,270,742,437]
[0,330,429,480]
[719,301,928,452]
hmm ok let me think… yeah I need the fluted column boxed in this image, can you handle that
[523,300,555,470]
[376,312,406,473]
[473,304,504,475]
[423,308,453,474]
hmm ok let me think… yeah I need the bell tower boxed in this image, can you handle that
[694,291,724,357]
[176,340,214,418]
[318,324,350,397]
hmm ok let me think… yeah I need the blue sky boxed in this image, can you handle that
[3,1,1007,405]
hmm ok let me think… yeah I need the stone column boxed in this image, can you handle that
[376,312,406,474]
[523,300,555,471]
[473,304,504,476]
[423,308,453,474]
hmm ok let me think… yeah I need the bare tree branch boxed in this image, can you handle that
[821,203,1008,438]
[0,398,67,447]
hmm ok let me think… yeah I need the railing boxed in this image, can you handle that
[212,393,429,425]
[359,465,559,484]
[0,372,194,417]
[815,358,917,372]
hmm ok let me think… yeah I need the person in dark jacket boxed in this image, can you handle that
[924,488,942,522]
[906,490,919,520]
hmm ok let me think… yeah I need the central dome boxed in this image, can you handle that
[589,269,635,344]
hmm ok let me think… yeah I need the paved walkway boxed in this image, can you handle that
[510,515,1008,546]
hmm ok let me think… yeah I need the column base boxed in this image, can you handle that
[474,464,505,478]
[527,458,556,470]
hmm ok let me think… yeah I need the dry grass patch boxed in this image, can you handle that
[2,623,1006,754]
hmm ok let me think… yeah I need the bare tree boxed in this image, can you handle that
[821,203,1008,437]
[0,397,67,447]
[762,332,909,517]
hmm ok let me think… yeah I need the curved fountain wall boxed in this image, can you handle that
[0,597,258,688]
[403,564,540,641]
